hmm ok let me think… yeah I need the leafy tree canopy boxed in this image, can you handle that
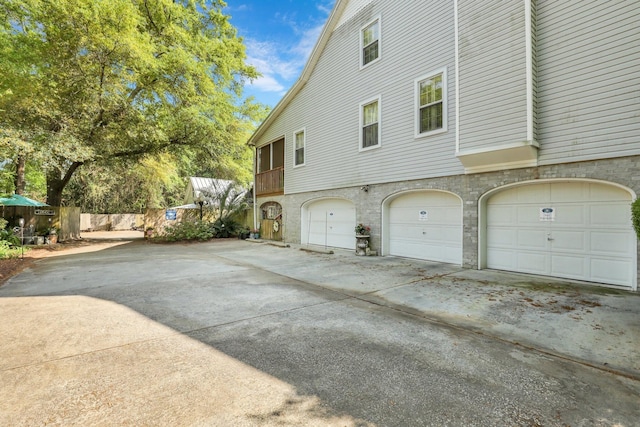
[0,0,266,207]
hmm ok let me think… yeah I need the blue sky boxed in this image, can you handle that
[225,0,337,107]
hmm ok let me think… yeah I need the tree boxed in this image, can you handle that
[0,0,261,206]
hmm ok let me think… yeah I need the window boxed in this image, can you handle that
[257,144,271,173]
[257,138,284,172]
[360,96,381,150]
[415,68,447,137]
[293,128,305,167]
[361,17,380,67]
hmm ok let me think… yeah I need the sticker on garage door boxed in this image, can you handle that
[539,207,555,221]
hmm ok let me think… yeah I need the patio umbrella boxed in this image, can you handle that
[0,194,49,207]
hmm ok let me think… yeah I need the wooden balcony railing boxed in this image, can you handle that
[255,167,284,196]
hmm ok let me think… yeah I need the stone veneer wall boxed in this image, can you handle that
[257,156,640,281]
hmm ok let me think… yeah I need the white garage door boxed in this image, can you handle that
[388,191,462,264]
[305,199,356,250]
[487,181,635,288]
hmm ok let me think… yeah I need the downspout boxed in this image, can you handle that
[252,146,258,231]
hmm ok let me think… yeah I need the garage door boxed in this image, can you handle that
[305,199,356,250]
[388,191,462,264]
[487,181,635,288]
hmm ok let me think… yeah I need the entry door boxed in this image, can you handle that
[306,199,356,250]
[487,182,635,287]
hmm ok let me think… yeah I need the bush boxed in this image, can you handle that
[0,218,20,247]
[632,198,640,240]
[161,220,214,242]
[0,240,23,259]
[212,218,240,238]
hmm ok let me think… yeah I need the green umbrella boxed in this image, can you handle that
[0,194,49,207]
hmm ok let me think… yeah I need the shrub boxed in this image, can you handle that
[632,198,640,240]
[0,218,20,247]
[161,220,214,242]
[0,240,23,259]
[212,218,240,238]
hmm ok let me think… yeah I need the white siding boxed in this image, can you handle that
[537,0,640,164]
[335,0,373,29]
[256,0,460,195]
[457,0,529,152]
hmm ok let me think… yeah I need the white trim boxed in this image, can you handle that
[359,95,382,152]
[454,0,460,153]
[456,141,539,173]
[293,127,306,168]
[414,67,448,139]
[525,0,534,143]
[477,178,637,291]
[359,15,381,69]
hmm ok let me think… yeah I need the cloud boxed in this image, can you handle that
[291,23,325,60]
[243,1,335,101]
[226,4,250,12]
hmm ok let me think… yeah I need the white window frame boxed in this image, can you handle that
[360,16,381,69]
[359,95,381,152]
[414,67,447,138]
[293,127,306,168]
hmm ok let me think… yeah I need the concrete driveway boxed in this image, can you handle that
[1,236,638,426]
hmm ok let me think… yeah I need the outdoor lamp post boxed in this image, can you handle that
[18,217,24,259]
[194,192,205,221]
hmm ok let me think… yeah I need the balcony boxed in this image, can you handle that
[255,167,284,196]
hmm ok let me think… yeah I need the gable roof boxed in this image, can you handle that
[248,0,351,146]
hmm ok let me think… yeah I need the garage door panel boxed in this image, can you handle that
[390,241,457,261]
[487,249,516,269]
[551,182,588,202]
[589,203,631,226]
[488,227,516,247]
[590,231,633,255]
[389,192,462,264]
[487,182,635,288]
[516,229,548,250]
[425,207,461,224]
[591,258,633,286]
[553,205,586,226]
[589,184,631,201]
[516,185,550,203]
[516,252,548,275]
[551,231,586,251]
[487,205,516,225]
[551,254,587,278]
[516,206,543,225]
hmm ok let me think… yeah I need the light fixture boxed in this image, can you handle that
[194,191,205,221]
[18,218,24,259]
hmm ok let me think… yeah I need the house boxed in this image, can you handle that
[178,177,234,208]
[249,0,640,291]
